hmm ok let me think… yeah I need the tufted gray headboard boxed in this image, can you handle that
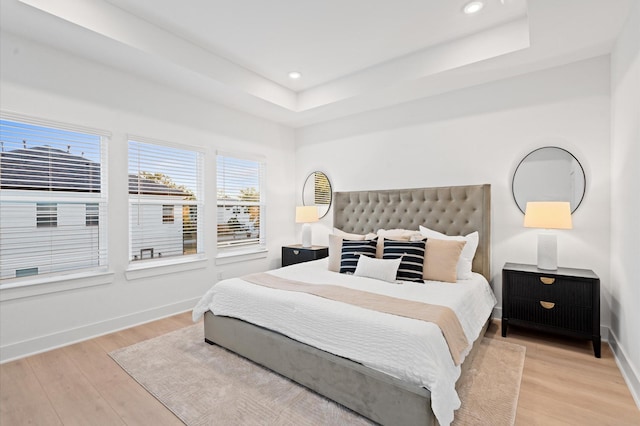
[333,184,491,281]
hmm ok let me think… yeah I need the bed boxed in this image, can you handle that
[193,184,494,426]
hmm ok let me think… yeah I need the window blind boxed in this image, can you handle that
[0,118,108,282]
[216,154,266,251]
[128,139,203,262]
[314,172,331,205]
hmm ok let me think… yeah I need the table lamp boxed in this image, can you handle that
[296,206,319,248]
[524,201,572,270]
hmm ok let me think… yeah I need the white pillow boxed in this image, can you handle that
[354,254,402,283]
[419,226,479,280]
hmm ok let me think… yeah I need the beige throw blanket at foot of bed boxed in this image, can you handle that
[242,273,469,366]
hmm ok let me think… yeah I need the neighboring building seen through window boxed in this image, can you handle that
[0,117,108,281]
[216,154,266,254]
[128,139,203,262]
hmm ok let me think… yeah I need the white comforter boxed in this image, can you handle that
[192,258,497,426]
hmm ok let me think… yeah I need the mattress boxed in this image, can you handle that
[192,258,497,425]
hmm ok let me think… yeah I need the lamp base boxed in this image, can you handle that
[301,223,312,248]
[537,233,558,270]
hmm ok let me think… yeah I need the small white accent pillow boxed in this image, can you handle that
[419,226,479,280]
[353,254,402,283]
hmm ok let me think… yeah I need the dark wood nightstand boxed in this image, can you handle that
[502,262,601,358]
[282,245,329,267]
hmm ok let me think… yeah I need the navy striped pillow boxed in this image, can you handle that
[382,238,426,282]
[340,239,378,274]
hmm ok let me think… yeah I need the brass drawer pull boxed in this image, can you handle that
[540,277,555,285]
[540,301,555,309]
[293,250,300,255]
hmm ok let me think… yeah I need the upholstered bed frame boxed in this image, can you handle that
[204,184,491,425]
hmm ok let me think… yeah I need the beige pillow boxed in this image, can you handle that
[419,226,479,280]
[328,232,377,272]
[423,239,466,283]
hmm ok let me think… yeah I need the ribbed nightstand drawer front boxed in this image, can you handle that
[510,297,593,333]
[507,272,592,308]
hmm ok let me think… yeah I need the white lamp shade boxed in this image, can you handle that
[295,206,319,223]
[523,202,572,229]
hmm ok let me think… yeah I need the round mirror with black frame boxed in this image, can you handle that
[512,146,586,214]
[302,171,332,219]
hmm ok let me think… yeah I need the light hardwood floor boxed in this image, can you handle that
[1,313,638,425]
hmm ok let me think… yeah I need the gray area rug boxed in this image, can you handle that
[110,324,525,425]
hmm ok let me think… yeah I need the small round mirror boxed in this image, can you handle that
[512,146,585,214]
[302,171,332,219]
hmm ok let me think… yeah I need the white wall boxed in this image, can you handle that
[611,0,640,405]
[0,32,296,361]
[296,56,612,330]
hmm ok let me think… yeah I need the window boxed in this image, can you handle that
[86,203,99,226]
[314,172,331,205]
[216,154,266,253]
[0,116,108,282]
[128,138,203,262]
[36,203,57,227]
[162,205,175,224]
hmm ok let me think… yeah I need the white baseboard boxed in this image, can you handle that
[607,328,640,409]
[0,297,200,363]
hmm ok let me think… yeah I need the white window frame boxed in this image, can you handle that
[216,151,266,260]
[0,112,111,299]
[127,136,205,272]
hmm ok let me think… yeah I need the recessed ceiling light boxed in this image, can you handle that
[288,71,302,79]
[463,1,484,14]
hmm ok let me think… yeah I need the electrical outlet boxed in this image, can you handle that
[216,271,223,280]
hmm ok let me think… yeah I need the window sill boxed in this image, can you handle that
[125,255,208,280]
[216,248,268,265]
[0,270,114,302]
